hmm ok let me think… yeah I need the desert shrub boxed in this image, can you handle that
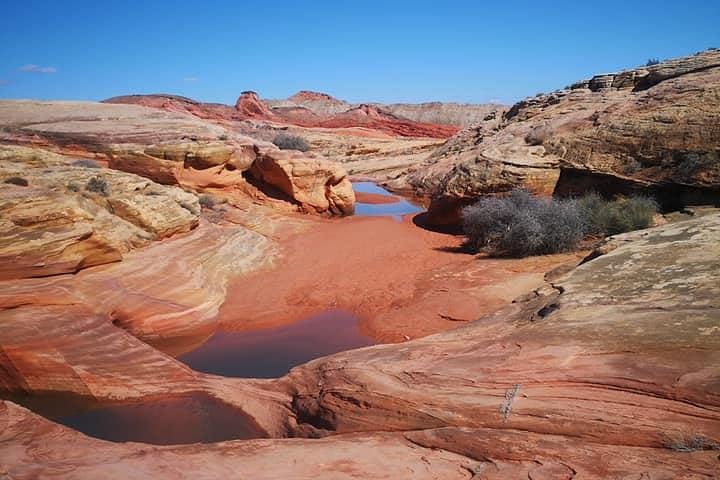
[577,193,658,236]
[463,190,659,257]
[217,134,228,141]
[72,159,101,168]
[676,152,719,182]
[462,190,584,257]
[646,58,661,66]
[3,176,29,186]
[67,181,82,192]
[663,434,719,452]
[621,157,642,174]
[86,176,109,196]
[272,133,310,152]
[198,193,224,209]
[524,125,552,146]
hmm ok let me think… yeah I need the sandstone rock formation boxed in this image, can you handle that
[0,100,355,216]
[249,149,355,215]
[269,90,504,127]
[234,91,282,120]
[108,91,464,139]
[316,103,459,138]
[1,211,718,478]
[104,93,464,183]
[419,49,720,224]
[0,145,199,280]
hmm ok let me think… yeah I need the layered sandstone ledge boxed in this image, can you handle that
[1,210,718,478]
[396,49,720,224]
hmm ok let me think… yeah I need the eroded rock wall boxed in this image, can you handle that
[422,49,720,225]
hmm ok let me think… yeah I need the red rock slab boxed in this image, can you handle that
[1,401,716,479]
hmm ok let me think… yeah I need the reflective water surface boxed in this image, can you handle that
[178,309,374,378]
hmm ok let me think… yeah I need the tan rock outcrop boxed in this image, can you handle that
[0,145,199,280]
[0,100,355,216]
[422,49,720,224]
[250,148,355,215]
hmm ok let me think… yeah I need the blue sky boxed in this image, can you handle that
[1,0,718,105]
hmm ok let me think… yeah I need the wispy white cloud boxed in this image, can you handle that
[183,76,199,83]
[19,64,57,74]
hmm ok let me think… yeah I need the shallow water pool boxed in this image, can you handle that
[4,392,265,445]
[353,182,423,219]
[178,309,374,378]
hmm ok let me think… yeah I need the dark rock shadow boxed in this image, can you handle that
[412,212,463,235]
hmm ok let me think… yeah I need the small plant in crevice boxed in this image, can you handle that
[676,152,719,182]
[67,181,82,192]
[499,384,521,421]
[85,176,109,196]
[272,133,310,152]
[3,176,29,187]
[524,125,552,146]
[72,159,101,168]
[662,433,719,452]
[198,193,224,209]
[621,157,642,175]
[645,58,661,66]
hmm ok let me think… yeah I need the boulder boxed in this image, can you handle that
[250,147,355,215]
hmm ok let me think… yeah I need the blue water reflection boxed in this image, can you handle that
[353,182,423,220]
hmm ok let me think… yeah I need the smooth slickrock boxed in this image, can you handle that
[0,403,481,480]
[281,214,720,456]
[421,49,720,224]
[0,145,199,280]
[0,100,355,216]
[0,213,718,478]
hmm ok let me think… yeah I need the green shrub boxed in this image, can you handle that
[577,193,658,236]
[646,58,661,66]
[3,176,29,186]
[462,189,659,257]
[86,176,109,196]
[272,133,310,152]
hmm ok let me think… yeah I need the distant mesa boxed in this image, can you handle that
[288,90,344,103]
[102,89,492,139]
